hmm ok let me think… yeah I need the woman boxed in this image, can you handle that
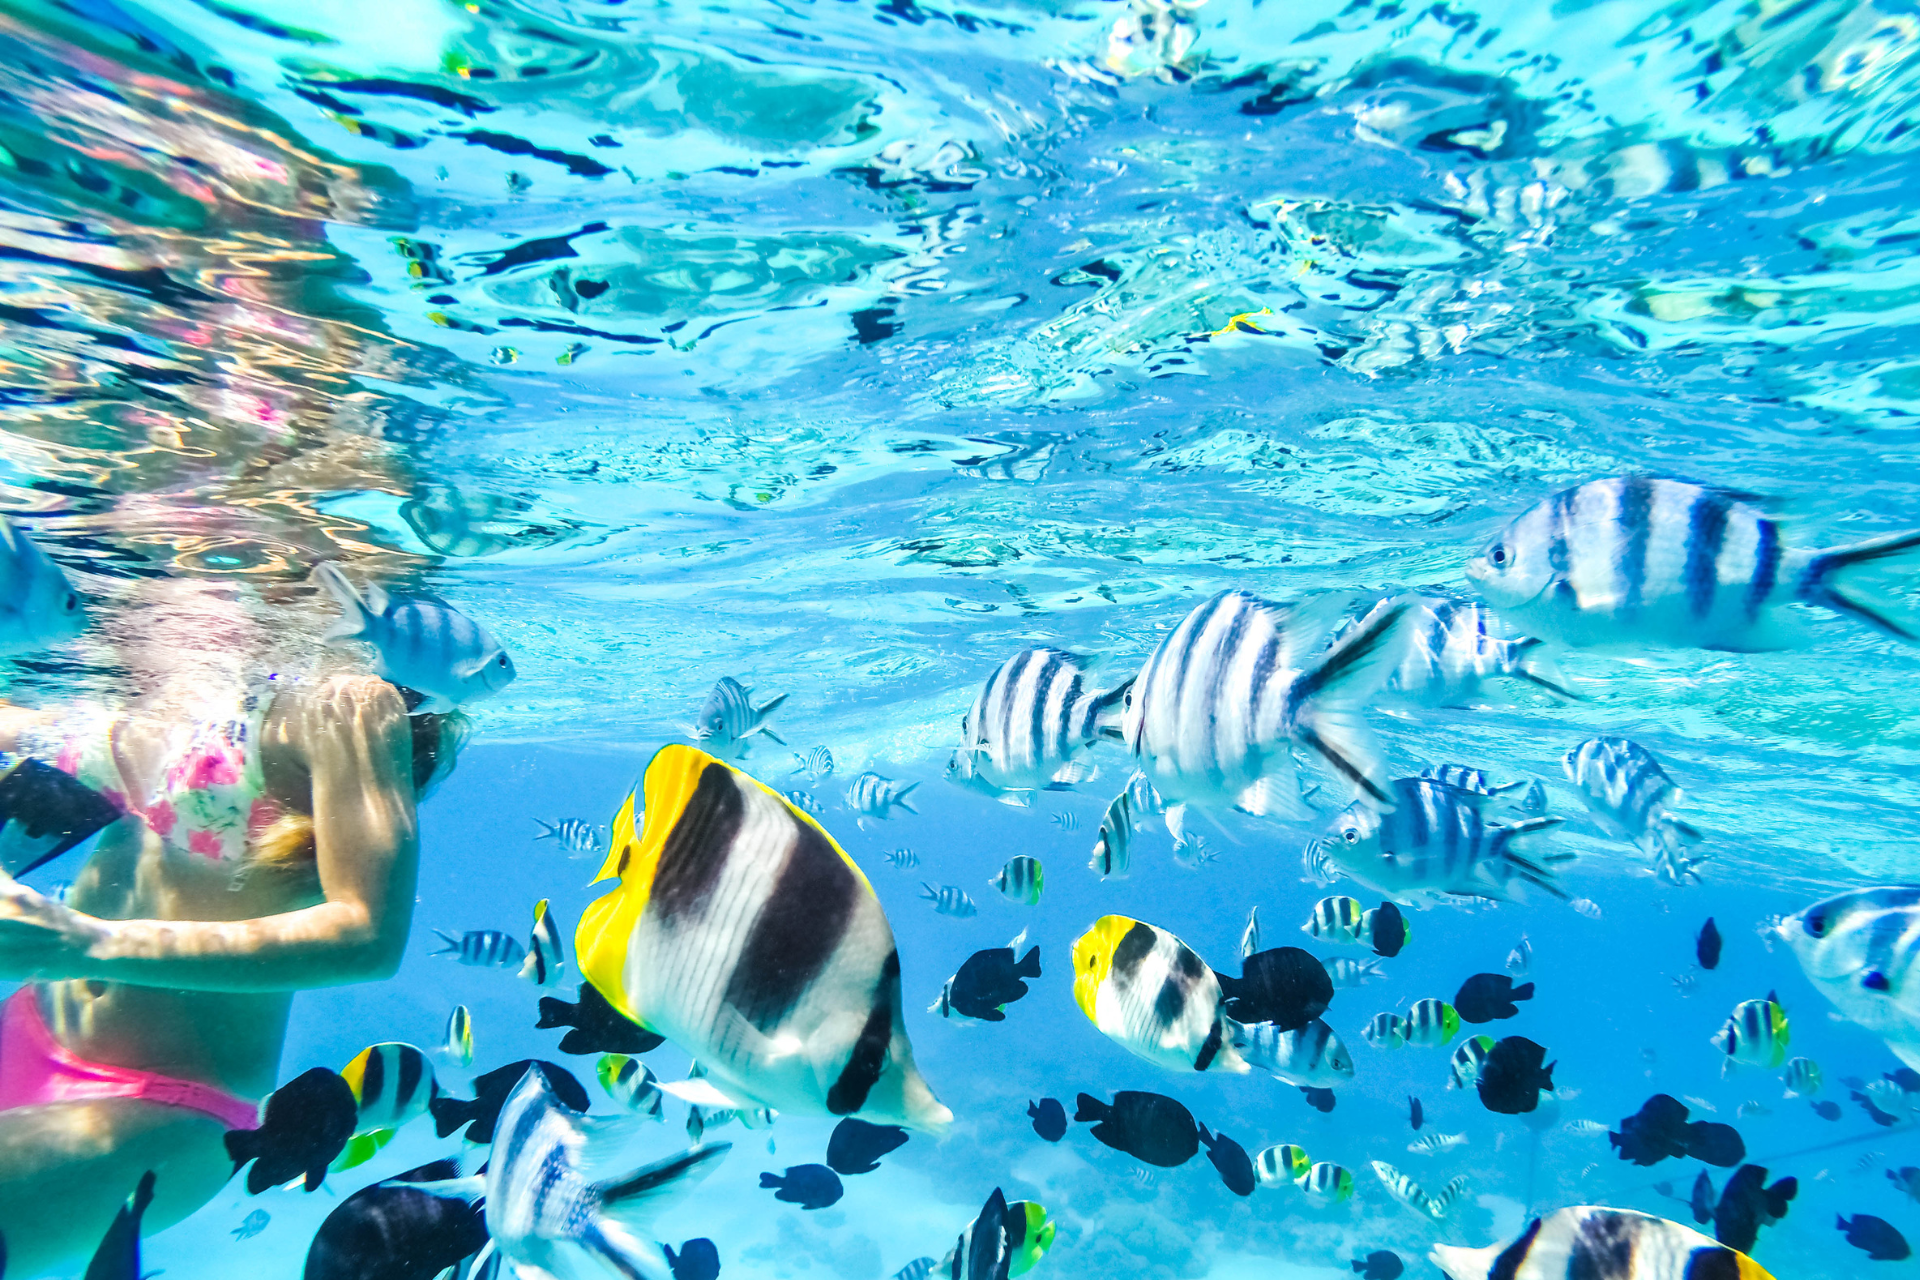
[0,660,464,1275]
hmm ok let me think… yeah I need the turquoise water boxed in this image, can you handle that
[4,0,1920,1274]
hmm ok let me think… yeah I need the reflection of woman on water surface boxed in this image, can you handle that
[0,578,469,1276]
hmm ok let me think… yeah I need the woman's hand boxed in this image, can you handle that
[0,869,103,980]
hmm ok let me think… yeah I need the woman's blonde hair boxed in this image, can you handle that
[250,703,470,874]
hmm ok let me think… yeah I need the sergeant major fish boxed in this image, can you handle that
[314,563,514,714]
[922,883,978,918]
[848,771,919,824]
[1564,736,1704,884]
[597,1054,665,1120]
[1120,589,1408,838]
[691,676,787,758]
[520,898,565,987]
[1089,785,1135,879]
[956,647,1130,793]
[1377,594,1569,706]
[1712,995,1789,1072]
[433,928,524,969]
[442,1004,473,1067]
[1254,1143,1311,1188]
[1325,777,1568,901]
[1231,1017,1353,1089]
[990,855,1043,905]
[1466,475,1920,651]
[573,745,951,1131]
[534,818,602,856]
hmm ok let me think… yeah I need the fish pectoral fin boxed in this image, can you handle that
[594,1142,733,1232]
[655,1078,746,1110]
[1050,760,1096,786]
[1234,775,1302,819]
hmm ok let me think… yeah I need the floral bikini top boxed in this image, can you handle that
[20,689,283,863]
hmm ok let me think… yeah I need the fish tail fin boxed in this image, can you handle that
[533,819,558,840]
[1016,946,1042,979]
[313,562,371,642]
[896,781,920,814]
[1290,600,1409,805]
[431,929,461,955]
[1512,982,1535,1003]
[596,1143,732,1234]
[427,1094,476,1140]
[1800,529,1920,641]
[1495,821,1569,899]
[1508,636,1579,698]
[1072,1093,1108,1123]
[223,1126,262,1169]
[535,994,578,1030]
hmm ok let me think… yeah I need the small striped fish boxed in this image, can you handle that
[1467,475,1920,650]
[0,515,84,655]
[1448,1035,1495,1089]
[1407,1131,1468,1155]
[990,855,1043,905]
[1240,906,1260,960]
[691,676,787,758]
[1088,785,1134,879]
[1171,833,1216,869]
[957,648,1130,792]
[519,899,564,987]
[1372,1161,1460,1221]
[433,928,524,968]
[1253,1143,1310,1188]
[1422,763,1548,815]
[884,847,919,870]
[847,771,919,822]
[921,883,977,917]
[1052,811,1079,831]
[1563,1119,1610,1135]
[1378,594,1570,705]
[1405,998,1460,1047]
[1303,896,1365,945]
[785,789,823,816]
[1121,590,1407,823]
[596,1053,664,1120]
[1322,957,1384,988]
[442,1004,473,1067]
[891,1259,936,1280]
[314,563,514,714]
[1565,737,1704,884]
[1572,897,1604,919]
[533,818,601,855]
[1363,1013,1406,1050]
[1783,1056,1822,1098]
[1506,935,1532,978]
[1327,777,1569,900]
[1712,995,1789,1069]
[791,746,834,781]
[1301,1162,1353,1201]
[1229,1018,1352,1088]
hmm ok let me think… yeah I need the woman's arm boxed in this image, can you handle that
[0,678,422,991]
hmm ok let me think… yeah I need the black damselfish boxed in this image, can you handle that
[1351,1250,1403,1280]
[1214,946,1332,1030]
[535,982,667,1055]
[1408,1096,1423,1131]
[302,1160,488,1280]
[943,944,1042,1021]
[1708,1165,1795,1253]
[1198,1125,1255,1196]
[1475,1036,1554,1114]
[827,1117,909,1175]
[1839,1213,1911,1261]
[0,758,124,877]
[1027,1098,1067,1143]
[1301,1086,1337,1113]
[429,1059,588,1144]
[1453,973,1534,1023]
[225,1068,356,1193]
[1609,1093,1745,1167]
[760,1164,844,1210]
[1696,917,1722,970]
[1074,1091,1199,1167]
[1367,901,1408,958]
[666,1238,723,1280]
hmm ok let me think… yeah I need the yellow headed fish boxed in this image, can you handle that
[574,744,950,1132]
[1007,1200,1056,1276]
[1071,915,1247,1074]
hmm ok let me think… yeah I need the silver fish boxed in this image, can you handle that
[1407,1131,1468,1155]
[1422,763,1547,816]
[920,883,977,918]
[791,746,834,781]
[1466,475,1920,650]
[533,818,601,855]
[440,1066,729,1278]
[892,1259,937,1280]
[0,515,84,655]
[1564,737,1704,884]
[1778,887,1920,1071]
[1323,957,1385,989]
[1171,833,1217,869]
[957,647,1129,792]
[784,789,822,817]
[1089,784,1134,880]
[1379,594,1569,705]
[692,676,787,758]
[1052,811,1079,831]
[1230,1018,1354,1088]
[847,771,919,821]
[433,928,524,968]
[1120,590,1407,832]
[316,563,515,714]
[1326,777,1568,900]
[1372,1161,1465,1221]
[1571,897,1604,920]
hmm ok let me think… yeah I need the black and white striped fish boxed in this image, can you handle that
[315,563,516,714]
[520,899,564,987]
[533,818,601,855]
[791,746,834,781]
[892,1259,936,1280]
[691,676,787,758]
[1379,594,1571,705]
[1070,915,1247,1074]
[442,1004,473,1067]
[1372,1161,1466,1221]
[342,1041,438,1132]
[785,789,823,817]
[596,1053,664,1120]
[940,1186,1014,1280]
[1422,763,1547,815]
[1120,590,1407,831]
[956,648,1130,793]
[1432,1207,1756,1280]
[921,883,978,918]
[447,1066,730,1279]
[1088,785,1134,880]
[574,745,950,1130]
[1564,737,1703,884]
[884,847,919,870]
[989,856,1043,905]
[1326,778,1569,901]
[1323,957,1385,988]
[1467,476,1920,650]
[1052,811,1079,831]
[847,771,919,823]
[433,928,524,968]
[1229,1018,1353,1088]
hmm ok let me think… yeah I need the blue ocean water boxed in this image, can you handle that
[4,0,1920,1275]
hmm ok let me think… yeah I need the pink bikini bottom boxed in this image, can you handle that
[0,987,258,1130]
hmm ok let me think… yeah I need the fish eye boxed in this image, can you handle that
[1342,828,1359,844]
[1864,970,1891,992]
[496,655,509,667]
[1802,911,1828,938]
[1486,543,1509,569]
[63,592,78,612]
